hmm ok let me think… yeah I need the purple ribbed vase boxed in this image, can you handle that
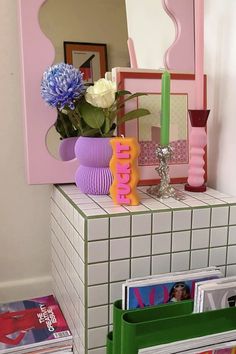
[74,137,113,195]
[59,137,77,161]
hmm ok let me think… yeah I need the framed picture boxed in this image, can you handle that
[64,41,108,85]
[112,68,207,186]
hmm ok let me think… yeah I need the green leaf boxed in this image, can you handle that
[115,90,131,99]
[83,128,101,137]
[102,117,111,134]
[117,108,150,125]
[56,111,79,138]
[116,92,148,110]
[79,102,105,129]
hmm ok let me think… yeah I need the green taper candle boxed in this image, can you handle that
[160,71,170,146]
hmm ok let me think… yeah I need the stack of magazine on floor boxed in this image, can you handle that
[122,266,223,310]
[0,295,72,354]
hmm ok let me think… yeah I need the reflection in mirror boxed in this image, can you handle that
[39,0,129,160]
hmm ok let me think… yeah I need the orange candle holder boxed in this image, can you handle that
[109,137,140,205]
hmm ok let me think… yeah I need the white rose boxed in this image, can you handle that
[85,78,117,108]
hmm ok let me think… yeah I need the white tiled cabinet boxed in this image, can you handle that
[50,184,236,354]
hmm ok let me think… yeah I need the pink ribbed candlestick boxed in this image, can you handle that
[185,110,210,192]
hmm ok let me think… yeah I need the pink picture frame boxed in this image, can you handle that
[113,68,207,186]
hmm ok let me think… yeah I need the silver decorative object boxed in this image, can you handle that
[147,145,184,200]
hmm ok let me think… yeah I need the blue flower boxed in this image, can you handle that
[40,63,84,109]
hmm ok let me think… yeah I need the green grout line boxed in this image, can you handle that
[84,218,88,354]
[225,205,232,276]
[107,216,111,328]
[150,212,153,275]
[188,209,193,270]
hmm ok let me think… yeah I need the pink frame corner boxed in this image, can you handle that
[18,0,78,184]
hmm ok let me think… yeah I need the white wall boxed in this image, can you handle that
[126,0,236,196]
[0,0,52,302]
[205,0,236,195]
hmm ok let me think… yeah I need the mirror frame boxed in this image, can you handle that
[18,0,78,184]
[18,0,196,185]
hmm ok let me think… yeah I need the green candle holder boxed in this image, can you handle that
[147,144,184,200]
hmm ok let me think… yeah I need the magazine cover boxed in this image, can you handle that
[123,267,223,310]
[200,283,236,312]
[126,275,221,310]
[0,295,72,353]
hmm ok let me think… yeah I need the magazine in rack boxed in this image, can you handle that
[194,276,236,313]
[0,295,72,353]
[122,266,223,310]
[138,335,236,354]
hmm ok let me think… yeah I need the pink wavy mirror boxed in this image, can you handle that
[18,0,195,184]
[18,0,78,184]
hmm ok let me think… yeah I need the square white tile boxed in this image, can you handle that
[132,235,151,257]
[131,257,151,278]
[110,259,130,282]
[110,215,130,238]
[110,281,123,303]
[152,254,171,274]
[172,210,191,231]
[104,207,129,214]
[88,262,108,285]
[152,233,171,254]
[227,245,236,264]
[88,284,108,307]
[74,231,84,261]
[191,229,210,249]
[153,211,172,233]
[192,208,210,229]
[109,304,113,324]
[171,252,190,271]
[209,247,227,266]
[89,347,106,354]
[172,231,191,252]
[226,264,236,276]
[210,227,228,247]
[132,214,151,235]
[110,238,130,260]
[190,249,209,269]
[84,209,107,217]
[230,206,236,225]
[211,206,229,227]
[88,326,107,349]
[73,210,85,238]
[229,226,236,245]
[87,218,109,241]
[125,205,149,212]
[88,306,108,328]
[88,240,108,263]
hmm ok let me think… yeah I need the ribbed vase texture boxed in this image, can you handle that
[74,137,113,195]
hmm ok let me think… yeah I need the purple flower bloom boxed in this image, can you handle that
[40,63,84,109]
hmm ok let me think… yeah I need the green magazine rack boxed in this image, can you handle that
[107,300,236,354]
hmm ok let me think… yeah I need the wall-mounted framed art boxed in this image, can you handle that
[64,41,108,85]
[112,68,207,186]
